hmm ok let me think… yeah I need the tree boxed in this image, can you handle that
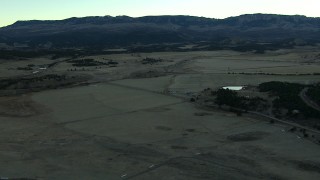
[215,89,242,107]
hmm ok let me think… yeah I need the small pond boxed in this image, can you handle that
[222,86,244,91]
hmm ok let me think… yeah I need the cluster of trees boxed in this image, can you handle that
[214,89,242,107]
[213,88,265,111]
[43,74,67,81]
[68,59,118,67]
[16,67,33,70]
[259,81,304,95]
[141,57,163,65]
[258,81,320,118]
[307,84,320,106]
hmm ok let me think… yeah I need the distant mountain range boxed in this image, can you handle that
[0,14,319,49]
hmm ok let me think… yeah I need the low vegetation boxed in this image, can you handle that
[0,74,88,96]
[0,74,66,89]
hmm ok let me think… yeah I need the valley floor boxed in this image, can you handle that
[1,48,320,179]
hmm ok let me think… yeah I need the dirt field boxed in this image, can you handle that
[1,48,320,179]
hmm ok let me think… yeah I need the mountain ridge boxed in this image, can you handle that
[0,14,319,49]
[6,14,320,27]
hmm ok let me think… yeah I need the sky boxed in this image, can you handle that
[0,0,319,27]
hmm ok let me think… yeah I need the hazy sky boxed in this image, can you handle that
[0,0,319,27]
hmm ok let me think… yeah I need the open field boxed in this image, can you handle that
[0,57,57,78]
[1,47,320,179]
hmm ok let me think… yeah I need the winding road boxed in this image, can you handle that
[300,87,320,112]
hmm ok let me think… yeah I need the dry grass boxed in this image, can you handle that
[1,47,320,179]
